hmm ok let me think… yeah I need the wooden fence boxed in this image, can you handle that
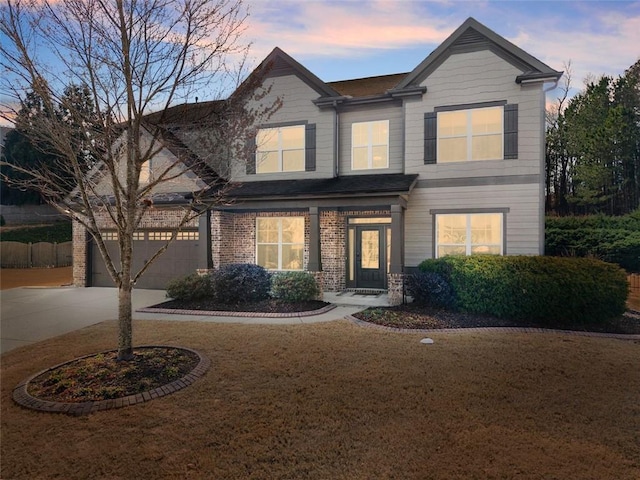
[629,274,640,291]
[0,241,72,268]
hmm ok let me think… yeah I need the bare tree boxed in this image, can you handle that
[0,0,278,360]
[545,60,574,215]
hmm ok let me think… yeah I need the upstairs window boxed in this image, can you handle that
[424,103,518,164]
[352,120,389,170]
[438,106,503,162]
[139,160,152,185]
[256,125,305,173]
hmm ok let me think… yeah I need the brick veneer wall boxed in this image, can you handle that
[72,221,88,287]
[319,210,344,292]
[320,208,391,293]
[212,210,310,270]
[72,207,199,287]
[387,273,405,306]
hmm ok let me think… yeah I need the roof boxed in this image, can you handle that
[395,17,562,90]
[144,100,225,126]
[328,73,408,98]
[220,174,419,199]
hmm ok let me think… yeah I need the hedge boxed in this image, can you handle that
[418,255,628,324]
[546,210,640,272]
[271,271,319,302]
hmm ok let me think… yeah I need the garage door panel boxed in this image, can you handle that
[91,230,200,289]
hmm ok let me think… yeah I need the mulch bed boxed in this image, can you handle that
[151,298,330,313]
[352,304,640,334]
[27,347,199,403]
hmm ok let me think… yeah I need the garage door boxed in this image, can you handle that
[91,230,200,289]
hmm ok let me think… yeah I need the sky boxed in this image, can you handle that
[243,0,639,98]
[1,0,639,126]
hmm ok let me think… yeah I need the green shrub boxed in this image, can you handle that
[418,255,628,324]
[546,211,640,272]
[0,215,5,227]
[405,271,455,308]
[166,273,213,301]
[211,263,271,304]
[271,271,319,302]
[0,222,72,243]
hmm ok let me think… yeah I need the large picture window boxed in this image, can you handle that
[437,106,503,162]
[436,213,503,257]
[256,217,304,270]
[352,120,389,170]
[256,125,305,173]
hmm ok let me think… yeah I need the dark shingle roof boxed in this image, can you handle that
[328,73,408,97]
[144,100,225,126]
[222,174,418,199]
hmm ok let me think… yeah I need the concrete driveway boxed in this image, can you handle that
[0,287,364,355]
[0,287,166,354]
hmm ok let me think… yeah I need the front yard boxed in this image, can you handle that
[2,319,639,479]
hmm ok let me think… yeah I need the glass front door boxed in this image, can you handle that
[353,225,386,289]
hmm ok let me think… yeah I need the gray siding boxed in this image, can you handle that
[404,183,542,266]
[233,74,335,181]
[404,49,544,179]
[338,104,404,175]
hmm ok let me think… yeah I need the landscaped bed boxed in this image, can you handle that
[150,296,640,334]
[352,304,640,334]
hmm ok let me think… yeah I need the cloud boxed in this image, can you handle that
[510,12,640,88]
[244,0,639,90]
[247,1,454,60]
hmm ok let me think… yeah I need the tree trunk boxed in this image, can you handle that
[117,282,134,360]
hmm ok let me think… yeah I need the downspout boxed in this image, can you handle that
[333,100,340,178]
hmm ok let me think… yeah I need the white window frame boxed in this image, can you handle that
[351,120,389,170]
[256,217,305,271]
[255,125,305,174]
[435,213,504,258]
[437,106,503,163]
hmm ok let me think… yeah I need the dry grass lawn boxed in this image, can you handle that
[2,319,639,479]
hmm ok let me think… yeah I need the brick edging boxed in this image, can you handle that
[12,345,210,416]
[136,304,336,318]
[346,315,640,341]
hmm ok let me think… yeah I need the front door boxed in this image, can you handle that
[354,226,386,289]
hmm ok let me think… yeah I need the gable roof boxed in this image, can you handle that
[328,73,408,97]
[395,17,562,90]
[145,123,219,186]
[144,100,225,127]
[254,47,341,98]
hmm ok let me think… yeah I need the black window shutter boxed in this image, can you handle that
[424,112,437,164]
[504,104,518,159]
[246,134,256,175]
[305,123,316,171]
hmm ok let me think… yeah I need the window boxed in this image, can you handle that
[256,125,305,173]
[436,213,503,257]
[103,232,118,241]
[438,106,502,162]
[256,217,304,270]
[352,120,389,170]
[147,231,199,241]
[425,104,517,164]
[140,160,151,184]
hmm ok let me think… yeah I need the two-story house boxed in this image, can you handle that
[74,17,561,304]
